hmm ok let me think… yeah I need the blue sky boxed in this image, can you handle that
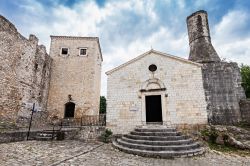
[1,0,250,95]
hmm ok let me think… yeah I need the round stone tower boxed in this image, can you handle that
[187,10,220,63]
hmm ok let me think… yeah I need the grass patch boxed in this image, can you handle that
[208,142,250,156]
[236,121,250,130]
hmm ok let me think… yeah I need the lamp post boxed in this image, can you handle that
[27,103,35,140]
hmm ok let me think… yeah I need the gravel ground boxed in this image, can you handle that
[0,140,250,166]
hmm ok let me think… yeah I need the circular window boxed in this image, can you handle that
[148,64,157,72]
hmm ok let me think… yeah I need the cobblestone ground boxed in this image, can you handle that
[0,141,250,166]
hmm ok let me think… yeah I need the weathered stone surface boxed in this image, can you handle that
[215,135,224,145]
[202,62,246,124]
[187,10,246,125]
[47,36,102,119]
[62,126,105,142]
[228,136,247,150]
[0,15,52,127]
[0,130,38,143]
[187,10,220,63]
[240,99,250,123]
[201,125,250,150]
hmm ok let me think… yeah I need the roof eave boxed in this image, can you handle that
[106,49,202,75]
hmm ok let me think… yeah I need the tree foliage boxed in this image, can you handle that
[99,96,106,114]
[240,64,250,98]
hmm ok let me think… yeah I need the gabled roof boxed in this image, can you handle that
[106,49,202,75]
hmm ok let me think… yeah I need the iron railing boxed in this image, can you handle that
[60,114,106,127]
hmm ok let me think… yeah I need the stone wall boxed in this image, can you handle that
[0,15,52,127]
[47,36,102,119]
[202,62,246,124]
[63,126,105,142]
[0,130,38,143]
[106,50,208,134]
[240,99,250,123]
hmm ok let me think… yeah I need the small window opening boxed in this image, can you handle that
[79,48,87,56]
[61,48,69,55]
[34,63,38,71]
[149,64,157,72]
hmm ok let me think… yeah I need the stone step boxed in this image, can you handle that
[112,141,204,158]
[130,131,181,136]
[117,139,200,151]
[124,134,189,141]
[145,122,163,125]
[35,136,53,141]
[37,133,53,137]
[135,128,176,132]
[40,130,60,133]
[121,137,194,146]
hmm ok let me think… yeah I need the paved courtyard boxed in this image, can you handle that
[0,140,250,166]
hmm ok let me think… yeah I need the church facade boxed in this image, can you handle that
[106,10,246,134]
[106,50,208,134]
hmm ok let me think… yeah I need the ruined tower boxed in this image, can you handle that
[187,10,220,63]
[0,15,52,127]
[187,10,246,124]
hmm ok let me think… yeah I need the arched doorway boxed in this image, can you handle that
[64,102,75,118]
[140,78,167,124]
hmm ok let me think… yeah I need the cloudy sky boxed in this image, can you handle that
[1,0,250,95]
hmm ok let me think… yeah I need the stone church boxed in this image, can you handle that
[106,10,246,134]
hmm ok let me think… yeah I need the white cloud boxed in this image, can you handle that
[13,0,250,95]
[213,10,250,65]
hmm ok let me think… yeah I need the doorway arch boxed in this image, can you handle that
[64,102,75,118]
[139,78,167,125]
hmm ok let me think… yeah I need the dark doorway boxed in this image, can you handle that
[146,95,162,122]
[64,102,75,118]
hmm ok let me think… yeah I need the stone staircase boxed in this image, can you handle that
[112,125,205,158]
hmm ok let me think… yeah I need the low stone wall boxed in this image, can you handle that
[0,126,106,144]
[240,99,250,123]
[63,126,105,142]
[0,130,38,143]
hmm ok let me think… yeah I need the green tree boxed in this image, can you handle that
[99,96,106,114]
[240,64,250,98]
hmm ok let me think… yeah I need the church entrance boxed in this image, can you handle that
[146,95,162,123]
[64,102,75,118]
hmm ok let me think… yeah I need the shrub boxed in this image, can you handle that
[99,129,112,143]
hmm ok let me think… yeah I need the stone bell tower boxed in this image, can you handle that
[186,10,246,125]
[187,10,220,63]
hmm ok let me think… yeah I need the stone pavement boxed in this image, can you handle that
[0,140,250,166]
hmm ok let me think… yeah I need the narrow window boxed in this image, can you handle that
[61,48,69,55]
[79,48,87,56]
[34,63,38,71]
